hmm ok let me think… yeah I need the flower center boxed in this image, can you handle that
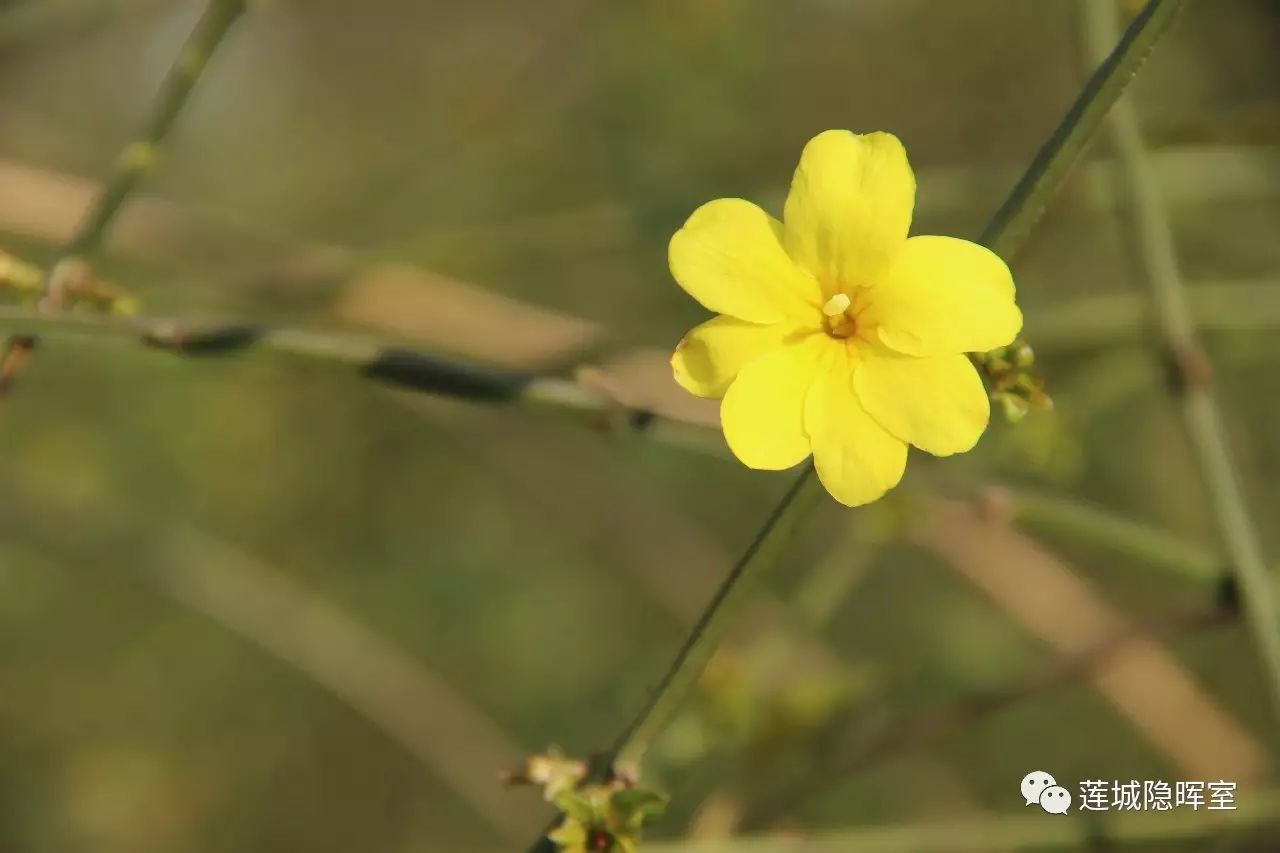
[822,291,859,338]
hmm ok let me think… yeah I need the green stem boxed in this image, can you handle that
[525,468,820,853]
[2,303,1239,597]
[57,0,247,266]
[605,466,822,772]
[1084,0,1280,729]
[1004,486,1223,586]
[0,304,702,439]
[977,0,1186,259]
[6,276,1280,416]
[973,0,1186,384]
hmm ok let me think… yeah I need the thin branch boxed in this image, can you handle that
[989,485,1225,587]
[1084,0,1280,729]
[605,467,823,774]
[523,467,824,851]
[52,0,247,274]
[974,0,1186,384]
[9,275,1280,389]
[977,0,1186,259]
[0,300,621,409]
[0,304,1243,599]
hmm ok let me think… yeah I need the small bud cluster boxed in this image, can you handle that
[974,339,1051,423]
[505,748,667,853]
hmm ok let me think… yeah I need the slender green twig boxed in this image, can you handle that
[0,303,691,428]
[525,1,1187,849]
[977,0,1186,259]
[998,486,1223,586]
[525,468,822,852]
[606,467,822,772]
[529,483,835,849]
[11,273,1280,398]
[52,0,247,275]
[1084,0,1280,729]
[973,0,1185,388]
[0,306,1243,595]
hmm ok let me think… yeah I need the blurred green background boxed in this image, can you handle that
[2,0,1280,850]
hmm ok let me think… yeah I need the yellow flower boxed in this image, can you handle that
[669,130,1022,506]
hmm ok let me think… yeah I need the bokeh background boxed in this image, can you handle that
[2,0,1280,850]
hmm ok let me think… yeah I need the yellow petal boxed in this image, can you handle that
[671,316,806,398]
[669,198,822,324]
[783,130,915,290]
[804,347,908,506]
[855,350,990,456]
[721,333,825,470]
[871,235,1022,356]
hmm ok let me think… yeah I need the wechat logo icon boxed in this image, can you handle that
[1021,770,1071,814]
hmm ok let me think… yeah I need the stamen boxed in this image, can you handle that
[822,293,851,317]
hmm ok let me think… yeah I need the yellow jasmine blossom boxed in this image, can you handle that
[669,130,1022,506]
